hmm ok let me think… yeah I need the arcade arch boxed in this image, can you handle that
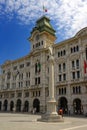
[16,99,22,112]
[33,98,40,112]
[58,97,68,114]
[3,100,8,111]
[73,98,82,114]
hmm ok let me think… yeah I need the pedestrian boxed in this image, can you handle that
[13,107,15,113]
[59,108,63,117]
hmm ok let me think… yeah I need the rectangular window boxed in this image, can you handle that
[26,73,28,78]
[26,81,30,87]
[59,75,62,81]
[86,86,87,92]
[33,91,34,97]
[26,72,30,78]
[59,88,61,95]
[41,41,43,45]
[29,72,30,77]
[38,77,40,84]
[25,92,29,97]
[7,83,10,89]
[13,66,17,70]
[76,59,79,68]
[63,63,66,71]
[58,52,60,57]
[36,91,37,97]
[12,83,16,88]
[17,93,22,97]
[19,73,23,80]
[72,72,75,79]
[20,64,24,68]
[10,93,14,98]
[38,91,40,97]
[59,64,61,72]
[63,74,66,81]
[26,62,30,67]
[7,72,11,80]
[72,61,75,69]
[35,78,37,85]
[77,71,80,79]
[19,82,20,88]
[21,82,23,87]
[3,70,5,74]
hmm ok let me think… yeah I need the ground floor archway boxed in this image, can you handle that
[3,100,8,111]
[10,101,14,111]
[33,98,40,112]
[58,97,68,114]
[16,99,21,112]
[73,98,82,114]
[24,101,29,112]
[0,101,2,111]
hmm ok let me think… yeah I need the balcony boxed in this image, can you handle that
[30,84,41,89]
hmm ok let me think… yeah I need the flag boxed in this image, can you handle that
[84,60,87,73]
[43,5,47,12]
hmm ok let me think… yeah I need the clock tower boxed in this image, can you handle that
[29,16,56,51]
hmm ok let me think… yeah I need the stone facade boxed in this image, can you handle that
[0,16,87,115]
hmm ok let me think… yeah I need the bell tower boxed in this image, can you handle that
[29,16,56,51]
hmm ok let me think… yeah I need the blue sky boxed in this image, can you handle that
[0,0,87,65]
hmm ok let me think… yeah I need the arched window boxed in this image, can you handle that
[76,59,79,68]
[78,86,81,93]
[35,63,37,74]
[63,63,66,71]
[61,51,63,56]
[58,52,60,57]
[64,87,66,94]
[63,50,66,55]
[76,45,79,51]
[71,48,73,53]
[73,87,75,94]
[74,47,75,52]
[59,64,61,72]
[72,61,75,68]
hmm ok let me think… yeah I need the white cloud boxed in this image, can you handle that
[0,0,87,41]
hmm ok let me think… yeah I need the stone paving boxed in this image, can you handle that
[0,113,87,130]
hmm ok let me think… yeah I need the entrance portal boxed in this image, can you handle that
[0,101,2,111]
[3,100,8,111]
[73,98,82,114]
[33,98,40,112]
[10,101,14,111]
[24,101,29,112]
[16,99,21,112]
[58,97,68,114]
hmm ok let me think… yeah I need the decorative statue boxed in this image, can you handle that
[48,46,53,56]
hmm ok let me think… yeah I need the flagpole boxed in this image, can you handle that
[42,5,47,16]
[43,5,44,16]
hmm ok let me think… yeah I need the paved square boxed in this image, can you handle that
[0,113,87,130]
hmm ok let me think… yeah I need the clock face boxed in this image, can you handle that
[36,34,39,41]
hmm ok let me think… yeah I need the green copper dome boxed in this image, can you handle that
[31,16,56,36]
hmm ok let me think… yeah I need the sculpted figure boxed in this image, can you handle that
[48,46,53,56]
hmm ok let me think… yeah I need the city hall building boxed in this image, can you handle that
[0,16,87,115]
